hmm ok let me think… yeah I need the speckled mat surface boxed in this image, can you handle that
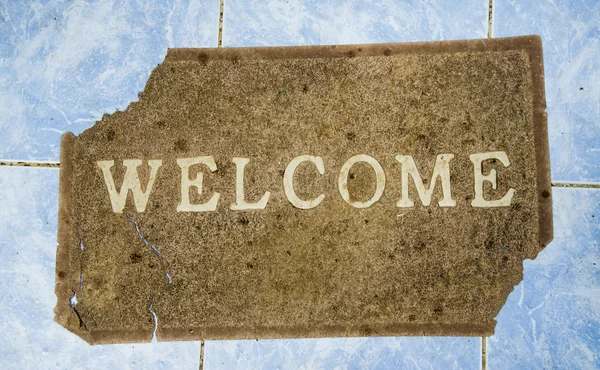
[55,35,552,344]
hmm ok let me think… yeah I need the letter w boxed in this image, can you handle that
[97,159,162,213]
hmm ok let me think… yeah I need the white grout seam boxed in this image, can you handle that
[199,340,205,370]
[482,337,487,370]
[0,161,60,168]
[2,161,600,190]
[487,0,493,38]
[218,0,224,47]
[551,182,600,189]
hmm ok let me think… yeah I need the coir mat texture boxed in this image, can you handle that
[55,35,552,344]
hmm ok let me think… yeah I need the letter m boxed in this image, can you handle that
[97,159,162,213]
[395,154,456,207]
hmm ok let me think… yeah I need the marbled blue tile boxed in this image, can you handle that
[488,188,600,369]
[0,0,219,162]
[205,336,481,369]
[0,167,200,369]
[494,0,600,182]
[223,0,487,47]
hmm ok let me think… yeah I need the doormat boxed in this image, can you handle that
[55,35,552,344]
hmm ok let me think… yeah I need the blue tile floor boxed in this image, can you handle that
[0,167,201,369]
[205,337,480,369]
[0,0,219,162]
[488,188,600,369]
[0,0,599,369]
[494,0,600,183]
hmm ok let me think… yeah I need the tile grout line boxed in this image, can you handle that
[199,340,205,370]
[199,0,223,364]
[482,337,488,370]
[551,182,600,189]
[2,161,600,190]
[487,0,493,38]
[218,0,224,47]
[483,0,493,366]
[0,161,60,168]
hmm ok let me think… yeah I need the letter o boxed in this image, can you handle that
[338,154,386,208]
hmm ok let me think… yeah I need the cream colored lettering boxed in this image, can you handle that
[97,159,162,213]
[395,154,456,207]
[469,151,515,207]
[177,156,220,212]
[98,152,517,213]
[231,157,271,210]
[338,154,386,209]
[283,155,325,209]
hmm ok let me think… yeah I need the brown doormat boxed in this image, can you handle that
[55,35,552,344]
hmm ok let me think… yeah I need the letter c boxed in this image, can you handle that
[283,155,325,209]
